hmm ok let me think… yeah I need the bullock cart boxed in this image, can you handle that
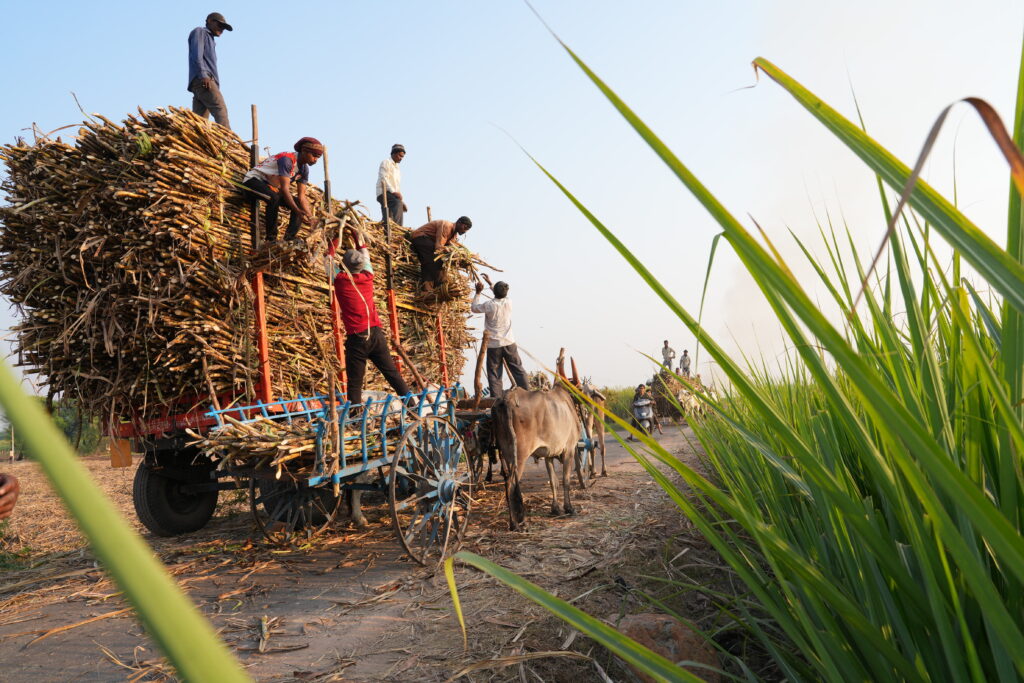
[192,384,473,565]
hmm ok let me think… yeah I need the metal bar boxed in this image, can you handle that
[330,289,347,385]
[305,453,392,487]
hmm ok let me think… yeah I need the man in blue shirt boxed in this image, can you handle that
[187,12,233,129]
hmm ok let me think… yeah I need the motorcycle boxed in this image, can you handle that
[630,395,655,440]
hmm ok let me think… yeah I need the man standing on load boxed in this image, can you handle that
[377,144,407,226]
[472,280,529,398]
[410,216,472,293]
[243,137,323,243]
[334,229,411,406]
[680,349,691,378]
[661,340,676,371]
[187,12,233,129]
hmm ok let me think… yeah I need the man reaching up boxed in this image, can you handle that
[471,280,529,398]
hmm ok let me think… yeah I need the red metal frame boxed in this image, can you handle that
[330,286,347,386]
[251,272,273,404]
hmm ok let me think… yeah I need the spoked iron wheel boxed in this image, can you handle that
[249,477,340,546]
[389,415,472,566]
[574,419,593,489]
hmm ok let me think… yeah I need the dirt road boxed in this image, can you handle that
[0,426,712,681]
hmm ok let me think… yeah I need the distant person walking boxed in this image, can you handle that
[472,280,529,398]
[661,340,676,371]
[187,12,233,129]
[376,144,407,226]
[680,349,691,378]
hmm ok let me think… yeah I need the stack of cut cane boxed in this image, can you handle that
[0,107,486,433]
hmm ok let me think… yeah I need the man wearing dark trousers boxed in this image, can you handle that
[471,280,529,397]
[334,230,411,406]
[242,137,322,242]
[187,12,232,129]
[376,144,407,225]
[410,216,472,293]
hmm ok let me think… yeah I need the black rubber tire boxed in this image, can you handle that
[133,461,218,536]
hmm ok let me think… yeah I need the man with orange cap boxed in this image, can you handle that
[242,137,323,242]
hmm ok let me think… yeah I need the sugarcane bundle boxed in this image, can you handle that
[188,413,400,478]
[0,107,487,430]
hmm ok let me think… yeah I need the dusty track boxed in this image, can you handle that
[0,425,716,681]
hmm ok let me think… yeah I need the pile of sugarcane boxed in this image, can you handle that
[196,416,320,476]
[190,412,401,477]
[0,107,485,429]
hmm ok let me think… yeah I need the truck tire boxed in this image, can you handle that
[133,461,218,536]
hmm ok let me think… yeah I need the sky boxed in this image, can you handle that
[1,0,1023,392]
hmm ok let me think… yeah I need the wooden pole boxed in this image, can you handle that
[391,339,427,390]
[426,206,433,221]
[249,105,260,250]
[380,167,403,373]
[321,147,346,387]
[472,330,490,409]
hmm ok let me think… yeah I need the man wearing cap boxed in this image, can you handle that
[242,137,323,242]
[333,229,411,406]
[376,144,407,226]
[187,12,233,129]
[409,216,472,293]
[471,280,529,398]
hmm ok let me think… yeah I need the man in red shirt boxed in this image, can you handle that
[333,231,410,406]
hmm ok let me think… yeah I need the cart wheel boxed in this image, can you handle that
[249,477,340,546]
[389,415,472,566]
[134,460,218,537]
[575,418,594,489]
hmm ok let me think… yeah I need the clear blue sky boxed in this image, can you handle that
[2,1,1023,391]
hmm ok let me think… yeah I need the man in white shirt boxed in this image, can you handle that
[471,281,529,397]
[376,143,407,226]
[661,340,676,371]
[680,349,691,378]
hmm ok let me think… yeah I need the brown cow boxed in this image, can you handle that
[492,385,582,530]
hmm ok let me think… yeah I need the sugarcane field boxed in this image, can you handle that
[4,3,1024,683]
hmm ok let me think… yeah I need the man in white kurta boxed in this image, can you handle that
[376,143,406,225]
[471,281,529,397]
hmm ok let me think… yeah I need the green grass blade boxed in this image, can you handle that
[1003,36,1024,413]
[694,232,723,371]
[0,362,248,682]
[753,57,1024,314]
[450,551,705,682]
